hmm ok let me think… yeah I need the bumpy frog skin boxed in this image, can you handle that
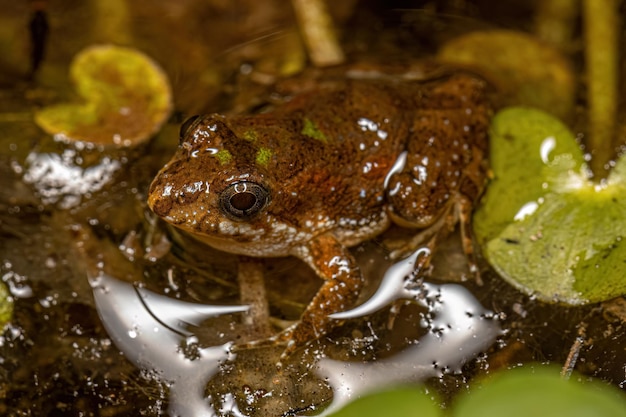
[148,66,491,359]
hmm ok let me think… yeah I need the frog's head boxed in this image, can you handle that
[148,114,303,256]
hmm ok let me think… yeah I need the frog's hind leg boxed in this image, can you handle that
[386,196,458,267]
[386,192,481,283]
[386,147,486,283]
[455,144,488,283]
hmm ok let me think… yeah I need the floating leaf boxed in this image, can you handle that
[35,44,172,147]
[474,107,626,304]
[438,30,575,119]
[328,367,626,417]
[453,367,626,417]
[329,386,441,417]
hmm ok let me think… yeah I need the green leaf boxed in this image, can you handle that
[474,107,626,304]
[35,44,172,147]
[473,107,586,241]
[328,386,441,417]
[454,367,626,417]
[327,368,626,417]
[0,281,13,329]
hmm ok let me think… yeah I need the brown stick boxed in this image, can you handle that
[238,257,273,340]
[583,0,619,178]
[291,0,345,67]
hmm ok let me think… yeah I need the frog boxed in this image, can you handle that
[147,63,491,361]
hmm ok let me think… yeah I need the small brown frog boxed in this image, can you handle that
[148,64,491,360]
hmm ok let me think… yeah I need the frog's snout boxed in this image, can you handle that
[147,186,173,218]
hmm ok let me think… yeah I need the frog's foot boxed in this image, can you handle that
[385,198,457,261]
[230,325,293,353]
[233,325,313,369]
[231,319,333,369]
[386,194,482,284]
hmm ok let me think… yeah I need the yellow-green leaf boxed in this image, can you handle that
[35,44,172,147]
[454,367,626,417]
[329,386,440,417]
[0,281,13,329]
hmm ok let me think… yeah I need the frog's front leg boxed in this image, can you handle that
[279,233,363,361]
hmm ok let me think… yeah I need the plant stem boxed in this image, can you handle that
[534,0,578,50]
[238,257,272,340]
[583,0,619,177]
[92,0,132,44]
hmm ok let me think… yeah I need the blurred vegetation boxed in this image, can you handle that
[331,367,626,417]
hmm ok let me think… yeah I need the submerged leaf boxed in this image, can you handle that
[35,44,172,147]
[329,367,626,417]
[329,386,440,417]
[474,107,626,304]
[438,30,575,119]
[453,367,626,417]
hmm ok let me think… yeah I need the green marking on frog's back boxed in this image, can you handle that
[301,118,328,143]
[243,129,257,142]
[214,149,232,165]
[255,147,273,166]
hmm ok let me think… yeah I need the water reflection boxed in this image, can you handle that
[320,248,501,415]
[90,272,248,416]
[22,149,121,208]
[91,248,500,416]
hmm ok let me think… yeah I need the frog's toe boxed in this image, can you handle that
[231,328,291,353]
[277,340,298,369]
[232,326,303,369]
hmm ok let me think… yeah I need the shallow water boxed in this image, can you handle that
[1,1,626,416]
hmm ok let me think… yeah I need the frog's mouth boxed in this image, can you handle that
[176,219,297,258]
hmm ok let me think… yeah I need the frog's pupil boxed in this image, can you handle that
[219,181,269,221]
[230,192,256,211]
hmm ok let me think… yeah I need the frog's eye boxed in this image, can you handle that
[219,181,269,221]
[179,115,200,144]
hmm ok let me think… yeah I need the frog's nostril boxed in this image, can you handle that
[149,197,172,217]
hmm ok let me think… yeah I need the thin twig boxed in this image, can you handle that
[238,257,273,340]
[561,322,587,379]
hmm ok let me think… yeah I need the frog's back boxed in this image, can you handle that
[223,80,410,236]
[219,67,490,244]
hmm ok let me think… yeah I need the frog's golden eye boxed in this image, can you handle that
[179,115,200,144]
[219,181,269,221]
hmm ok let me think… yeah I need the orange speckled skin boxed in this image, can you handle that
[148,65,491,358]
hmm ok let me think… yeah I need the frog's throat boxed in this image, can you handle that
[179,227,294,258]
